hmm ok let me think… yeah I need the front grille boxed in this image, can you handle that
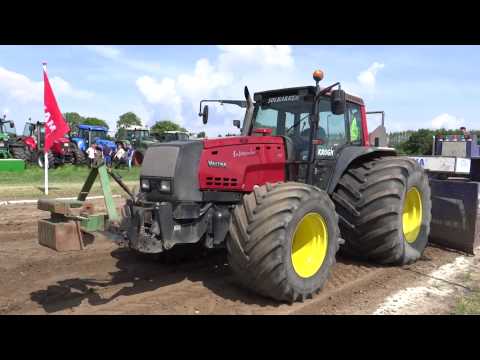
[206,176,238,187]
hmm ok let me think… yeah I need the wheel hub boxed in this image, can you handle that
[291,213,328,278]
[402,187,423,243]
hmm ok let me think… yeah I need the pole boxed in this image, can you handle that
[44,152,48,195]
[43,61,48,195]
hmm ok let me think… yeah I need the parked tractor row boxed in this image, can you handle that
[1,117,191,169]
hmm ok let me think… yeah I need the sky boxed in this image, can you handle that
[0,45,479,137]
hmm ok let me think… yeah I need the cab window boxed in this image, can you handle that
[347,103,363,145]
[317,98,347,148]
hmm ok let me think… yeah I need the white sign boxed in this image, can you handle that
[411,156,470,174]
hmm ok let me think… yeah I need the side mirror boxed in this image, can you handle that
[233,120,241,129]
[331,89,346,115]
[9,121,14,128]
[202,105,209,125]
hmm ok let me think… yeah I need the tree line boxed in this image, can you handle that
[63,111,207,138]
[389,128,479,155]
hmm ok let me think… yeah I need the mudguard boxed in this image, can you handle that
[327,146,396,194]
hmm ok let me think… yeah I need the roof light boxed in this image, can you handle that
[313,70,324,83]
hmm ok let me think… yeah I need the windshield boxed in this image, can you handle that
[127,130,150,141]
[251,96,347,148]
[90,130,107,141]
[1,122,16,136]
[23,123,35,137]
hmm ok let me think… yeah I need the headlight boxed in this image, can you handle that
[159,180,171,193]
[0,142,4,147]
[140,179,150,191]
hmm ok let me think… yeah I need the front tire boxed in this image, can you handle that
[10,146,27,160]
[72,145,86,165]
[227,182,340,303]
[37,151,55,169]
[332,156,431,265]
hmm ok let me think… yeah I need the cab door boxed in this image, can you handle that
[311,98,347,190]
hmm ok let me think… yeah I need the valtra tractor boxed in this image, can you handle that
[21,120,84,168]
[37,70,478,303]
[122,70,434,302]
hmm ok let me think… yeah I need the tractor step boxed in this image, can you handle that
[429,179,480,255]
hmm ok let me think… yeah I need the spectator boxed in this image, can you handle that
[113,143,126,168]
[103,146,113,168]
[86,144,96,168]
[460,126,470,136]
[126,144,134,170]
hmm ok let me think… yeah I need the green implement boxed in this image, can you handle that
[37,164,132,251]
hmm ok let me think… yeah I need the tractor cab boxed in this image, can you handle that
[249,86,367,160]
[154,131,190,143]
[119,126,158,147]
[22,121,44,149]
[0,116,16,137]
[71,124,116,153]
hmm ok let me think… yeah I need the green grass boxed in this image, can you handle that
[0,164,140,200]
[0,164,140,185]
[454,290,480,315]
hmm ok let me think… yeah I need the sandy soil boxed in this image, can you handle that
[0,201,477,315]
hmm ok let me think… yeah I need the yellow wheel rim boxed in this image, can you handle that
[291,213,328,278]
[402,187,423,243]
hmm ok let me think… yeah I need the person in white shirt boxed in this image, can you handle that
[86,144,96,168]
[113,144,126,168]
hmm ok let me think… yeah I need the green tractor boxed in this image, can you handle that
[116,126,159,165]
[0,115,27,160]
[0,115,26,171]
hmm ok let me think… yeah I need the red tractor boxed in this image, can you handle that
[21,120,84,168]
[121,70,433,302]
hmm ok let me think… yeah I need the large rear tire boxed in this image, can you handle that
[227,182,340,303]
[332,156,431,265]
[10,146,27,160]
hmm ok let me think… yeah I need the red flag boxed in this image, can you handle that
[43,64,70,153]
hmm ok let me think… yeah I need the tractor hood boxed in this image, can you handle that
[140,136,286,203]
[202,135,283,149]
[95,138,116,149]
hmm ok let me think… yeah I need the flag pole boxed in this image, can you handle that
[43,62,48,195]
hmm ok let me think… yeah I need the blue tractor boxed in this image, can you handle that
[70,125,116,159]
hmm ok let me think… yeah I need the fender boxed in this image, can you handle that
[327,146,396,194]
[71,137,85,152]
[23,136,37,151]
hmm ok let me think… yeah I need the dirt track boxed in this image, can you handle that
[0,200,473,315]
